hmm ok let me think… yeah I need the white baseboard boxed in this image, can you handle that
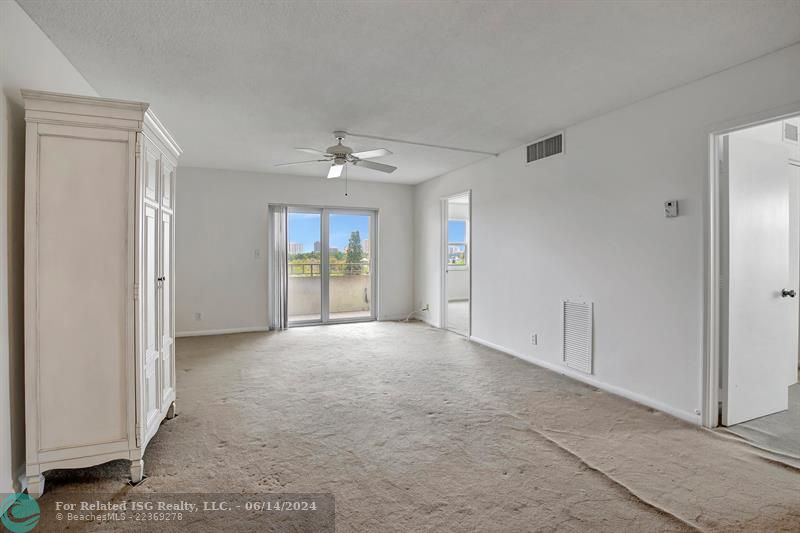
[378,314,413,322]
[176,326,269,338]
[379,311,438,327]
[413,313,438,328]
[469,335,700,425]
[180,319,421,335]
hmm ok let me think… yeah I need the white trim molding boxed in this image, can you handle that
[176,327,270,338]
[470,336,701,425]
[378,314,417,322]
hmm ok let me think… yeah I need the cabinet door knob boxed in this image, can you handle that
[781,288,796,298]
[157,276,166,282]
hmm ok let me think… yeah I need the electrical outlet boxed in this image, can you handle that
[194,312,202,321]
[530,333,538,346]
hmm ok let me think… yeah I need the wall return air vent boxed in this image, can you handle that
[526,133,563,163]
[563,300,593,374]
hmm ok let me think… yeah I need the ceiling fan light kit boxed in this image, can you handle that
[275,131,397,179]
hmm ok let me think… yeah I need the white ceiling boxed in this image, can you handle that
[18,0,800,184]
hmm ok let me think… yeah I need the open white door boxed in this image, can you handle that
[723,124,797,426]
[442,192,471,336]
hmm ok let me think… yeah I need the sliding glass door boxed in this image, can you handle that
[287,207,376,326]
[287,209,322,324]
[329,213,373,321]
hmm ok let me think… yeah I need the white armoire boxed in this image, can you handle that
[22,90,181,496]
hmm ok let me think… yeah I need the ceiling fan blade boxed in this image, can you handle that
[352,159,397,173]
[274,159,328,167]
[296,147,329,156]
[327,164,344,179]
[350,148,391,159]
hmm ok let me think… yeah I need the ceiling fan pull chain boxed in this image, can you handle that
[345,164,349,197]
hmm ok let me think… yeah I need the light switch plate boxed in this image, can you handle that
[665,200,679,218]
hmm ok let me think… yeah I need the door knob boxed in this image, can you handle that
[781,289,796,298]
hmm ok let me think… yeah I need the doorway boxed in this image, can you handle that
[442,192,471,336]
[712,114,800,454]
[285,207,376,326]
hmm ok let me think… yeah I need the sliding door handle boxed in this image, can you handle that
[781,288,796,298]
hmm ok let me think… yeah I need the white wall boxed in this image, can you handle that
[0,0,97,495]
[414,42,800,424]
[175,167,414,335]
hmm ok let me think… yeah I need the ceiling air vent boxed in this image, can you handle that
[527,133,563,163]
[784,121,799,144]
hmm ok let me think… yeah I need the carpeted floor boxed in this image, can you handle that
[37,321,800,531]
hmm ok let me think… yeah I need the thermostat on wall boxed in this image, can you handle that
[665,200,679,218]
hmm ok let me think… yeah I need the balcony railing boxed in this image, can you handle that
[288,263,370,277]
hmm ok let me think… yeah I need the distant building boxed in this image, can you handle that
[289,242,304,254]
[314,241,321,252]
[329,247,338,254]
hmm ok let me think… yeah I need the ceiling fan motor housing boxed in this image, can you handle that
[327,143,352,155]
[328,133,352,166]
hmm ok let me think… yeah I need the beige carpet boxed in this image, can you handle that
[38,322,800,531]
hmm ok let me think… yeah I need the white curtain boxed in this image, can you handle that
[268,205,288,330]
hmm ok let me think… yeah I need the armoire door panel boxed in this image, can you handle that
[143,203,161,427]
[160,210,174,403]
[37,134,129,450]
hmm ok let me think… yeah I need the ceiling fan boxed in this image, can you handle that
[275,131,397,178]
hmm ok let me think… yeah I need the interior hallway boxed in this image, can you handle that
[39,322,800,531]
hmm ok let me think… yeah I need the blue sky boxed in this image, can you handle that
[288,213,370,252]
[448,220,466,242]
